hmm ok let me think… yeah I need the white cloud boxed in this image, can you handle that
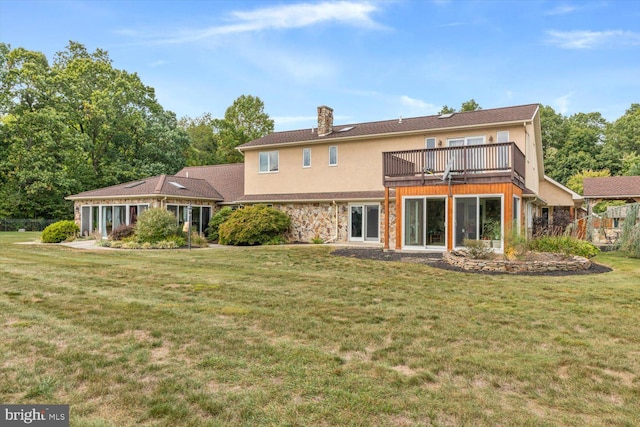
[143,1,383,45]
[546,30,640,49]
[546,5,576,16]
[555,93,573,115]
[148,60,167,68]
[399,95,439,115]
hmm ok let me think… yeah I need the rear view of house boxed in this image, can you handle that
[68,103,580,252]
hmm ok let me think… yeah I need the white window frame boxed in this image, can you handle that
[303,148,311,168]
[348,203,380,242]
[447,136,486,146]
[497,131,510,143]
[401,196,448,251]
[452,194,504,252]
[329,146,338,166]
[259,151,279,173]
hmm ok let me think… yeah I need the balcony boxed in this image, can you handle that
[383,142,526,188]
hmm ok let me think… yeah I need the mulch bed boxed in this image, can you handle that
[331,247,612,276]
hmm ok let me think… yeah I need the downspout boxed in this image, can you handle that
[324,201,339,244]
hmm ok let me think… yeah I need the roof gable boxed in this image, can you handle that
[238,104,539,150]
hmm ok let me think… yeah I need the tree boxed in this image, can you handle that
[606,103,640,155]
[0,41,188,219]
[438,105,455,115]
[180,113,218,166]
[180,95,274,165]
[544,111,609,185]
[539,105,569,155]
[459,99,481,112]
[603,103,640,175]
[438,99,481,115]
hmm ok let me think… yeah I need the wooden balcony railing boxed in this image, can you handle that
[383,142,525,187]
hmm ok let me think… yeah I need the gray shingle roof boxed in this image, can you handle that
[66,174,223,200]
[238,104,540,150]
[583,176,640,198]
[175,163,245,203]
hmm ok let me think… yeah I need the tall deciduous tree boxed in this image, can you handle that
[181,95,274,165]
[0,41,188,219]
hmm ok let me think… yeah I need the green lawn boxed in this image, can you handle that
[1,232,639,426]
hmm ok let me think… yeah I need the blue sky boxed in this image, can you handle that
[1,0,639,131]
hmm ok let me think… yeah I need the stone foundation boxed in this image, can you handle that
[273,201,395,244]
[442,251,592,273]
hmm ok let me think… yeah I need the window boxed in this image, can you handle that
[448,136,486,171]
[259,151,279,173]
[329,146,338,166]
[425,138,436,170]
[303,148,311,168]
[497,131,509,143]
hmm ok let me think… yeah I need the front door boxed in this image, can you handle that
[350,204,379,242]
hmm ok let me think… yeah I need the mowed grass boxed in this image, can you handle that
[1,232,639,426]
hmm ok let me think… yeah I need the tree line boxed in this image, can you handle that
[1,42,638,219]
[0,42,273,219]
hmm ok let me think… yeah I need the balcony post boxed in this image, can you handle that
[384,187,390,250]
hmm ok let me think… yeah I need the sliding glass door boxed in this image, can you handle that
[454,196,503,249]
[403,197,446,249]
[350,204,379,242]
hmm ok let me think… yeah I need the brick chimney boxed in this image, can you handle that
[317,105,333,136]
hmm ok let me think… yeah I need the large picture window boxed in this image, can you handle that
[259,151,279,173]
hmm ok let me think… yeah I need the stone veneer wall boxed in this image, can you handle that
[442,252,592,273]
[272,201,395,244]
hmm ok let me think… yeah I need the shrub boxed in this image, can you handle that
[527,236,600,258]
[218,204,291,246]
[462,239,494,259]
[135,208,181,244]
[207,207,233,241]
[109,224,135,241]
[41,220,79,243]
[504,225,528,260]
[189,232,209,248]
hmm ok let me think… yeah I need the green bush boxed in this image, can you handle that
[41,220,79,243]
[527,236,600,258]
[207,207,233,241]
[218,204,291,246]
[134,208,181,244]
